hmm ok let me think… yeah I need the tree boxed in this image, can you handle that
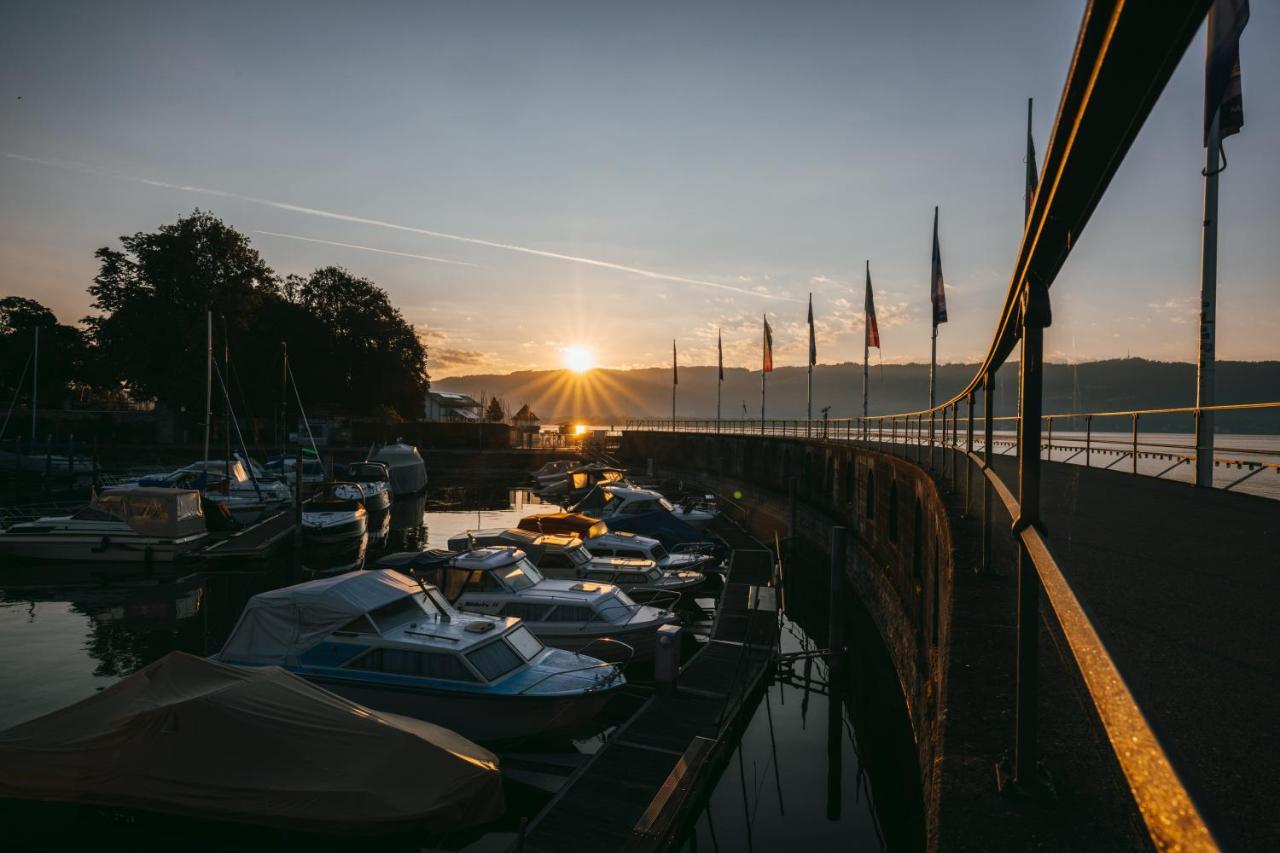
[485,397,505,422]
[0,296,89,415]
[296,266,428,419]
[85,210,280,418]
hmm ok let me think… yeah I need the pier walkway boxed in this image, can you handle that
[517,519,778,852]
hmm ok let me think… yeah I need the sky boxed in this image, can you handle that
[1,1,1277,378]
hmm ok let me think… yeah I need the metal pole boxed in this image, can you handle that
[761,371,766,435]
[1195,110,1221,487]
[1009,277,1050,792]
[30,326,38,441]
[280,341,288,475]
[1046,416,1052,461]
[1132,413,1140,475]
[204,311,212,476]
[982,373,994,574]
[965,394,974,515]
[1085,415,1092,467]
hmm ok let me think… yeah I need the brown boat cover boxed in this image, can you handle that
[517,512,608,540]
[0,652,503,834]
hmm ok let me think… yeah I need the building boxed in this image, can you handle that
[424,391,481,423]
[511,403,540,431]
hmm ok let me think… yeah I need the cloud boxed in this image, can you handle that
[1148,296,1197,325]
[430,347,489,369]
[255,231,476,267]
[3,149,796,302]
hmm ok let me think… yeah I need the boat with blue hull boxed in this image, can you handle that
[569,485,711,548]
[214,570,625,744]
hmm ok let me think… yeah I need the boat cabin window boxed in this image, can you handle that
[569,548,592,566]
[596,594,635,623]
[539,552,576,570]
[336,614,377,635]
[351,647,478,682]
[601,471,624,484]
[585,570,615,583]
[369,593,436,633]
[644,567,664,582]
[614,548,647,560]
[621,499,658,515]
[506,625,545,661]
[466,638,525,681]
[550,604,599,623]
[499,602,555,621]
[499,558,543,591]
[651,544,668,560]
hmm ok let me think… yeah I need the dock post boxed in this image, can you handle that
[654,624,683,694]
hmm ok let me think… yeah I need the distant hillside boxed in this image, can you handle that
[435,358,1280,432]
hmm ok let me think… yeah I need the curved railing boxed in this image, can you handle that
[628,2,1230,849]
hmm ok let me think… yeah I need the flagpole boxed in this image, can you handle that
[806,293,813,437]
[1195,109,1221,487]
[716,329,723,434]
[863,261,870,436]
[671,339,677,427]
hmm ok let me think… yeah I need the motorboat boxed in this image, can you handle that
[346,461,392,544]
[214,570,626,743]
[537,464,626,504]
[447,528,705,596]
[0,652,503,835]
[518,512,719,573]
[116,459,292,525]
[265,449,327,490]
[301,482,368,574]
[570,485,715,548]
[371,440,428,497]
[376,546,680,662]
[0,488,207,564]
[529,459,578,489]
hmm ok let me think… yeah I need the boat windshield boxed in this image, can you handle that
[647,567,665,582]
[506,625,544,661]
[598,593,635,623]
[651,543,669,560]
[499,558,543,591]
[467,638,525,681]
[369,592,438,633]
[569,547,592,566]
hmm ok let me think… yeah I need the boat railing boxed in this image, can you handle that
[516,654,627,695]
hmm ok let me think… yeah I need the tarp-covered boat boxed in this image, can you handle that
[370,441,427,497]
[0,652,503,835]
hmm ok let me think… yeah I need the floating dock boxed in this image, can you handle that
[191,511,295,566]
[517,516,779,852]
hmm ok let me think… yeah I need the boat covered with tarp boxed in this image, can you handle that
[0,651,503,835]
[370,440,428,496]
[0,487,207,563]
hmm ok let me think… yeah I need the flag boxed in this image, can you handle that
[865,262,880,349]
[1205,0,1250,145]
[931,206,947,326]
[672,339,678,386]
[807,293,817,366]
[1026,99,1038,222]
[717,328,724,381]
[762,315,774,373]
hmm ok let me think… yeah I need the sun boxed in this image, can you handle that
[563,345,595,374]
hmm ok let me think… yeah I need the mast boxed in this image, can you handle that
[30,326,38,442]
[280,341,288,475]
[223,316,231,486]
[203,311,211,475]
[863,262,870,429]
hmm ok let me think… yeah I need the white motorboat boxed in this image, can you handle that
[301,482,368,574]
[0,488,207,563]
[447,528,706,596]
[371,440,428,497]
[376,546,680,662]
[518,512,720,573]
[346,461,392,544]
[115,459,292,525]
[214,570,626,743]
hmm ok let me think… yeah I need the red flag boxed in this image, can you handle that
[762,315,774,373]
[865,262,880,349]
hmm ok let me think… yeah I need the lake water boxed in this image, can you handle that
[0,481,922,851]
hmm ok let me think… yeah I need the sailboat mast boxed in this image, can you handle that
[223,316,231,485]
[280,341,288,475]
[30,326,38,442]
[203,311,211,475]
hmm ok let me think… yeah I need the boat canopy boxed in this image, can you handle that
[371,441,427,494]
[0,652,502,834]
[518,512,608,540]
[218,570,435,665]
[75,488,204,538]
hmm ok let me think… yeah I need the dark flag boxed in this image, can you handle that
[865,264,880,349]
[762,315,774,373]
[1026,98,1038,222]
[807,293,817,366]
[672,339,678,386]
[931,206,947,326]
[717,328,724,381]
[1205,0,1250,145]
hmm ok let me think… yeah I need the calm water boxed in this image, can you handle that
[0,482,922,851]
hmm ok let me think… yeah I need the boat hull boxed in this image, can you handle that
[0,533,206,564]
[301,673,615,744]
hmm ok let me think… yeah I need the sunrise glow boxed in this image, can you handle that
[563,346,595,374]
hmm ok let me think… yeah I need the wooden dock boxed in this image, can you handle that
[190,511,295,566]
[517,516,779,853]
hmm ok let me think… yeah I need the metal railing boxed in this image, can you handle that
[629,2,1225,848]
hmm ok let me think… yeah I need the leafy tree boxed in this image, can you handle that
[296,266,428,419]
[485,397,505,422]
[0,296,88,414]
[85,210,280,418]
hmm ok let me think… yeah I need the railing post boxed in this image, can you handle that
[1046,417,1052,462]
[1000,275,1051,797]
[965,395,974,515]
[1131,413,1139,475]
[1085,415,1092,467]
[982,373,994,574]
[951,403,959,485]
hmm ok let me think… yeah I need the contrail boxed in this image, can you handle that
[3,149,795,302]
[255,230,477,267]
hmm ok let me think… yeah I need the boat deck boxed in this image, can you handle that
[517,514,778,852]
